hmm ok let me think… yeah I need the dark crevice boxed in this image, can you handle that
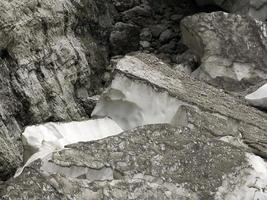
[197,4,226,13]
[0,49,11,60]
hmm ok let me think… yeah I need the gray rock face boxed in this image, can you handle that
[1,124,267,199]
[93,53,267,158]
[110,22,140,55]
[181,12,267,92]
[195,0,267,21]
[0,0,115,180]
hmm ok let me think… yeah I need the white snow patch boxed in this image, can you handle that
[92,74,189,130]
[245,83,267,108]
[216,153,267,200]
[15,117,122,177]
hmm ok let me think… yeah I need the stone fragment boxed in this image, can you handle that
[159,29,175,43]
[110,22,140,55]
[140,41,151,49]
[140,28,152,41]
[181,12,267,92]
[150,24,167,38]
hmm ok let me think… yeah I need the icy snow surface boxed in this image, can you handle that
[92,74,189,130]
[245,83,267,108]
[15,117,122,177]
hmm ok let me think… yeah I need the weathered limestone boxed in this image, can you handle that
[0,0,115,180]
[181,12,267,92]
[195,0,267,21]
[93,53,267,158]
[1,125,267,199]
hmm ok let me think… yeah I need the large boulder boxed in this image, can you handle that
[181,12,267,92]
[0,0,115,180]
[92,53,267,158]
[195,0,267,21]
[1,124,267,199]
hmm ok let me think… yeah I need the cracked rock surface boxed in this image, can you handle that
[93,53,267,159]
[181,11,267,92]
[1,124,267,199]
[0,0,116,180]
[0,0,267,198]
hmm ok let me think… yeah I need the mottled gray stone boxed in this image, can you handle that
[181,12,267,92]
[0,0,115,180]
[0,124,258,200]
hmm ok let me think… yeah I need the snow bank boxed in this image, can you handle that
[92,74,189,130]
[15,117,122,177]
[245,83,267,108]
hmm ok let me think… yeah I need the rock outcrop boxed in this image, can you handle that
[0,0,218,180]
[93,53,267,158]
[1,124,267,199]
[195,0,267,21]
[0,0,115,180]
[181,12,267,92]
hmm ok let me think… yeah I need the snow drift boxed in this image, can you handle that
[15,117,122,177]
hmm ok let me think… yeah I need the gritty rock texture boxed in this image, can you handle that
[2,124,263,200]
[93,53,267,158]
[0,0,229,181]
[195,0,267,21]
[0,0,116,180]
[181,12,267,92]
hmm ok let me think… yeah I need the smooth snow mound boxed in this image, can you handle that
[216,153,267,200]
[245,83,267,108]
[15,117,123,177]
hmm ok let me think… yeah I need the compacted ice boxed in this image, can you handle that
[15,117,122,177]
[92,75,185,130]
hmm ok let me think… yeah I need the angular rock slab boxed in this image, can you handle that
[1,125,267,199]
[93,53,267,158]
[195,0,267,21]
[181,11,267,92]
